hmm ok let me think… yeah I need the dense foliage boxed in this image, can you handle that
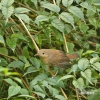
[0,0,100,100]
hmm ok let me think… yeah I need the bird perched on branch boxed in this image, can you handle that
[35,49,79,68]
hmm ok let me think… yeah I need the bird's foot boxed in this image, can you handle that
[52,71,58,78]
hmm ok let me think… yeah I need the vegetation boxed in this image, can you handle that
[0,0,100,100]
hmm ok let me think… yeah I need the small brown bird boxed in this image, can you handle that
[35,49,79,69]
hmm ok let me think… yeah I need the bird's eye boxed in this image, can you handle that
[42,52,45,55]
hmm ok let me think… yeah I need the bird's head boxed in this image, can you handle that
[35,49,49,58]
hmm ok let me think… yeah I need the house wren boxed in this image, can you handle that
[35,49,79,68]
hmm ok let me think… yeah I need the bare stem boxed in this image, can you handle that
[63,33,69,53]
[75,88,80,100]
[18,18,39,52]
[53,0,56,5]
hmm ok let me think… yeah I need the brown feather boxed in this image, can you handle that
[35,49,78,68]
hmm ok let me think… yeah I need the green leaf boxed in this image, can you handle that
[0,58,8,66]
[18,95,35,99]
[11,33,27,41]
[73,78,85,91]
[33,85,47,97]
[0,67,16,77]
[6,38,17,51]
[19,56,30,68]
[90,57,100,64]
[31,0,37,7]
[68,6,85,22]
[29,57,40,69]
[56,0,61,6]
[80,2,96,12]
[35,15,49,26]
[87,30,97,36]
[93,3,100,6]
[5,72,20,76]
[78,58,89,70]
[30,74,48,86]
[23,67,39,76]
[92,62,100,72]
[68,64,78,74]
[55,95,66,100]
[51,16,64,33]
[88,89,100,100]
[42,3,60,13]
[81,69,93,85]
[62,0,73,7]
[8,86,21,99]
[2,6,14,23]
[7,60,24,68]
[67,42,74,53]
[89,18,97,28]
[58,75,74,82]
[46,78,58,86]
[14,7,30,14]
[60,12,75,28]
[0,3,2,9]
[86,9,95,17]
[20,88,28,95]
[35,35,42,46]
[34,91,45,98]
[15,14,30,23]
[23,46,29,58]
[64,24,72,33]
[0,47,8,55]
[1,0,14,7]
[45,99,52,100]
[0,66,8,73]
[0,35,5,45]
[82,50,95,56]
[48,85,59,97]
[79,22,89,33]
[4,78,18,86]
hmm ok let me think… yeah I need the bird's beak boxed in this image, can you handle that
[34,53,38,56]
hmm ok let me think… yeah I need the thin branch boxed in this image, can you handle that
[15,1,37,14]
[58,15,69,53]
[53,0,56,5]
[9,17,26,34]
[0,53,17,60]
[60,88,69,100]
[75,88,80,100]
[63,33,69,53]
[48,66,69,100]
[18,18,39,52]
[20,77,37,100]
[69,86,87,100]
[47,65,54,76]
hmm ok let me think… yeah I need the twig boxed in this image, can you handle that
[9,17,26,34]
[52,1,69,99]
[63,32,69,53]
[10,27,15,34]
[48,66,69,100]
[60,88,69,100]
[18,18,39,52]
[58,15,69,53]
[0,53,17,60]
[75,88,80,100]
[53,0,56,5]
[69,86,87,100]
[20,77,37,100]
[15,1,37,13]
[47,65,54,76]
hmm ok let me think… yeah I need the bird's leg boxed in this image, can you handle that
[46,65,58,78]
[52,70,58,78]
[46,65,54,77]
